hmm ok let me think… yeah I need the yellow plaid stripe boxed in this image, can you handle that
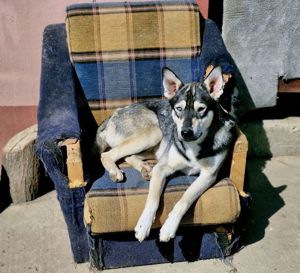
[85,179,241,234]
[66,3,200,61]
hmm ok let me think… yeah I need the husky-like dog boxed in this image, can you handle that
[96,66,236,242]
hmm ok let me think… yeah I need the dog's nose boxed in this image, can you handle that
[181,128,194,139]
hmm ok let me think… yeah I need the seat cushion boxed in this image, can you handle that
[84,168,241,234]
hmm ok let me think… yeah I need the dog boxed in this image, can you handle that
[96,66,236,242]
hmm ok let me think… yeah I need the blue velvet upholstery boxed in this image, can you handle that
[89,228,225,270]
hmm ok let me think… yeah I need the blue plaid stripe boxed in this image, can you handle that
[74,58,198,103]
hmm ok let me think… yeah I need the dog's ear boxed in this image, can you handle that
[204,66,224,100]
[162,67,183,99]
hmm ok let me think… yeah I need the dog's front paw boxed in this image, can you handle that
[141,163,153,181]
[159,214,181,242]
[134,210,155,242]
[109,168,124,182]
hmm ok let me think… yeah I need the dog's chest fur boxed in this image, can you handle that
[179,142,202,175]
[166,119,235,175]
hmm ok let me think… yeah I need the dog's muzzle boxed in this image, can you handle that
[181,128,195,141]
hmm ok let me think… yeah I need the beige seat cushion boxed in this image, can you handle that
[84,168,241,234]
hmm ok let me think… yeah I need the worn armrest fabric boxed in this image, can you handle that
[36,24,89,263]
[36,23,81,193]
[199,18,233,78]
[37,24,81,147]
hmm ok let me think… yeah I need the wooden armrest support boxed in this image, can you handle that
[229,128,248,194]
[60,138,87,189]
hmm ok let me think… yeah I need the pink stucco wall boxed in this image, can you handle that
[0,0,208,106]
[0,0,90,106]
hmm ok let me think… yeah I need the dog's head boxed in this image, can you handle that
[162,66,226,142]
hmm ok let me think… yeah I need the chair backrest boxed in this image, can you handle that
[66,0,202,124]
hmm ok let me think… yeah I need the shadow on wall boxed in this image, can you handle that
[208,0,223,32]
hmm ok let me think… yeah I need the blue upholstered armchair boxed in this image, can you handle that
[36,1,249,270]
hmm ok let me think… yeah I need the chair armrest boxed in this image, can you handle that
[36,24,82,189]
[59,138,86,189]
[37,24,81,143]
[199,19,234,79]
[229,128,248,196]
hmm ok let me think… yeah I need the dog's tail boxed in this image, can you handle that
[95,118,109,153]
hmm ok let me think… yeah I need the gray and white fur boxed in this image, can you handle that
[96,66,236,242]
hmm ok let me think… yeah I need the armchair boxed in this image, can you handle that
[37,0,249,269]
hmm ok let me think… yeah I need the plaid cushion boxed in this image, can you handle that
[66,1,201,111]
[84,168,241,234]
[67,2,200,61]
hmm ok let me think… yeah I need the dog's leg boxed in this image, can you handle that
[101,127,162,182]
[125,151,156,180]
[134,160,174,242]
[159,151,227,242]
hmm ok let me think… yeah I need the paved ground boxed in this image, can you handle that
[0,156,299,273]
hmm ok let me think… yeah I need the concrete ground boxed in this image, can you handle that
[0,156,299,273]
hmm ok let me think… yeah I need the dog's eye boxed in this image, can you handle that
[175,106,183,112]
[197,106,206,112]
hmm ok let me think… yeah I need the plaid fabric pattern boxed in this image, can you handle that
[67,1,200,62]
[66,1,201,111]
[84,168,241,234]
